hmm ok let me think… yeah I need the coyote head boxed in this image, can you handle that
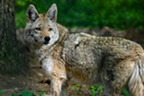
[24,4,59,45]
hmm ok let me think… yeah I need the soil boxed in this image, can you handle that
[0,68,50,96]
[0,68,91,96]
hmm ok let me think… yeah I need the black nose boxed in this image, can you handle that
[44,36,50,42]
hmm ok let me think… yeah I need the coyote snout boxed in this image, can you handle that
[44,36,50,44]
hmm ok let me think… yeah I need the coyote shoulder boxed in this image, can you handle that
[24,3,144,96]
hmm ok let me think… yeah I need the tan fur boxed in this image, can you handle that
[24,4,144,96]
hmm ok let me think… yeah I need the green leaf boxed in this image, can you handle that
[89,86,96,90]
[0,90,4,94]
[91,91,98,96]
[75,90,80,95]
[76,84,80,87]
[82,87,86,90]
[122,88,130,96]
[72,86,76,90]
[98,86,104,90]
[21,91,35,96]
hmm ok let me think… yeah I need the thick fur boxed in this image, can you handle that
[24,4,144,96]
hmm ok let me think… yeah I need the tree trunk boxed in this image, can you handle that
[0,0,28,74]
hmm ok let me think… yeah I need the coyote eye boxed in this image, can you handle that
[35,27,41,31]
[49,28,53,31]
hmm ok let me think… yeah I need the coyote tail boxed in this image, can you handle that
[128,57,144,96]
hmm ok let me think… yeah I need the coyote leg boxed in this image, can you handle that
[50,77,65,96]
[102,60,135,96]
[60,80,70,96]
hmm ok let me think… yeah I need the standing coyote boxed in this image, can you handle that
[24,3,144,96]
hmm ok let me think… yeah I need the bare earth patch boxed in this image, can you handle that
[0,68,50,96]
[0,68,91,96]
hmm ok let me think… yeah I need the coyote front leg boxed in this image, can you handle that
[50,77,65,96]
[60,80,70,96]
[42,57,67,96]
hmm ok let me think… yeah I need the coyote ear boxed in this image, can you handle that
[26,4,39,22]
[47,4,57,22]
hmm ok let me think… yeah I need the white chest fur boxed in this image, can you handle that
[42,56,53,76]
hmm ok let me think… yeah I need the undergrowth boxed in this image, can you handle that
[0,85,130,96]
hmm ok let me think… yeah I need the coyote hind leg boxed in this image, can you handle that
[102,60,135,96]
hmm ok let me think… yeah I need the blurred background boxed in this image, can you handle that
[15,0,144,29]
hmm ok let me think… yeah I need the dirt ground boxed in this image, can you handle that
[0,68,91,96]
[0,68,50,96]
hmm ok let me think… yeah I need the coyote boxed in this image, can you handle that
[24,3,144,96]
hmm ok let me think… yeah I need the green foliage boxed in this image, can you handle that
[72,85,131,96]
[122,88,131,96]
[21,91,35,96]
[12,90,48,96]
[0,90,4,94]
[15,0,144,29]
[89,85,104,96]
[72,84,82,94]
[1,87,131,96]
[12,91,35,96]
[72,84,104,96]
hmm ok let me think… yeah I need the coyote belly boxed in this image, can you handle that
[24,3,144,96]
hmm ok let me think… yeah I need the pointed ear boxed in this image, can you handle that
[47,4,57,22]
[26,4,39,22]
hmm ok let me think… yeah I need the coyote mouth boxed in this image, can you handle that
[43,41,49,45]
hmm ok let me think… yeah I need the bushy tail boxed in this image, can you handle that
[128,57,144,96]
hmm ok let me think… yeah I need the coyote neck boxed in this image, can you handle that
[35,36,67,63]
[35,43,58,63]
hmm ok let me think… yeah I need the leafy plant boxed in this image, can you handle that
[12,91,35,96]
[72,84,130,96]
[72,84,104,96]
[0,90,4,94]
[122,88,131,96]
[12,90,49,96]
[72,84,82,94]
[89,85,104,96]
[10,86,130,96]
[21,91,35,96]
